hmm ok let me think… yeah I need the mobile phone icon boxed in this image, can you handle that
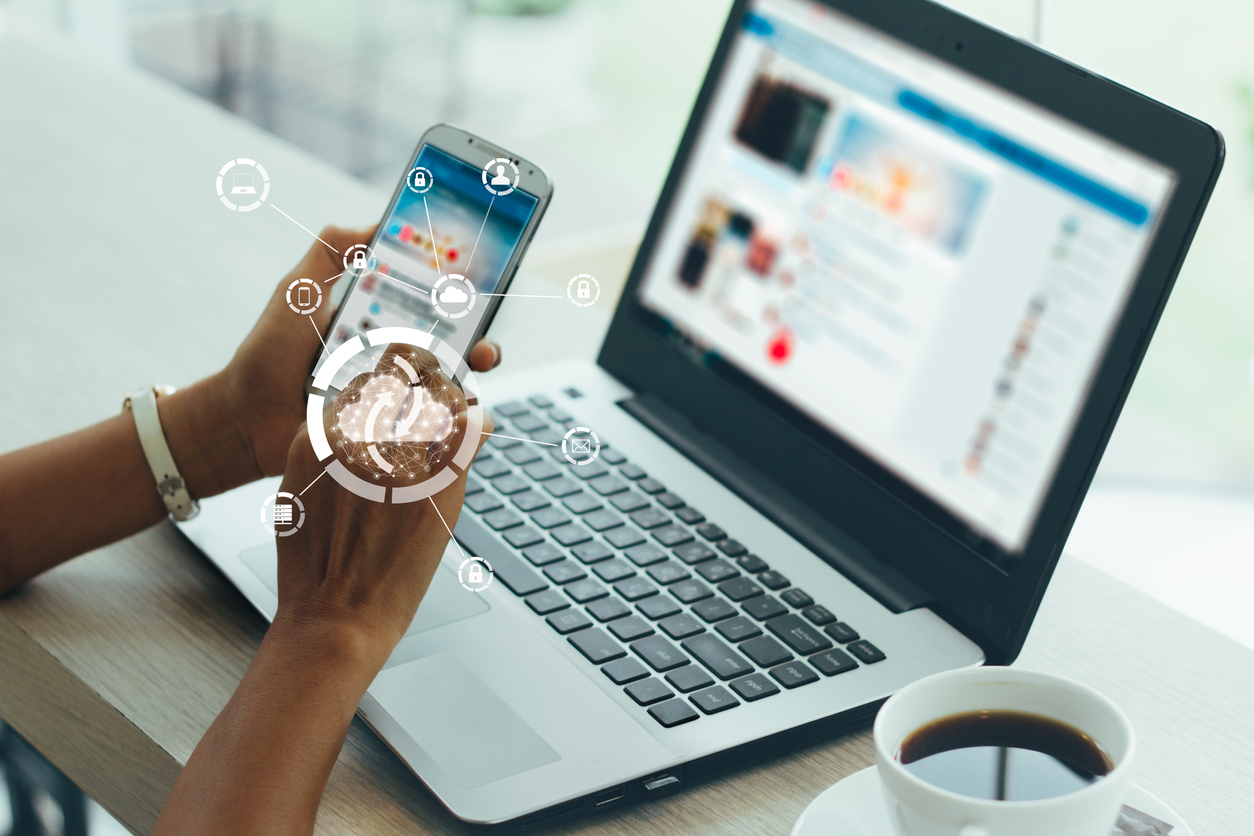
[298,286,310,307]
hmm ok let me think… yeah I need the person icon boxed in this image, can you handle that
[491,165,511,187]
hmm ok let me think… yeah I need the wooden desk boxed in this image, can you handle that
[2,19,1252,836]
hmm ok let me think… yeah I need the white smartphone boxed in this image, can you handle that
[313,124,553,389]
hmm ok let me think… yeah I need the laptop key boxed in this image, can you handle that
[526,590,569,615]
[757,570,790,590]
[562,492,603,514]
[473,458,511,479]
[544,476,583,498]
[659,613,706,640]
[824,622,860,643]
[847,640,887,664]
[637,478,666,495]
[691,597,737,622]
[716,539,748,557]
[769,661,819,689]
[552,523,593,547]
[483,509,523,531]
[632,635,690,672]
[589,475,630,496]
[609,616,655,642]
[610,491,651,513]
[715,616,762,643]
[527,394,554,409]
[670,579,713,604]
[681,634,753,680]
[522,543,565,566]
[730,673,780,702]
[465,492,503,514]
[511,412,549,433]
[653,525,694,548]
[613,577,659,601]
[530,427,563,445]
[695,560,738,584]
[602,657,649,685]
[625,543,667,566]
[571,540,614,564]
[587,597,630,622]
[619,463,647,480]
[547,610,592,635]
[566,579,609,603]
[690,686,739,715]
[530,508,572,530]
[545,407,570,422]
[647,561,691,585]
[735,554,769,574]
[802,605,837,626]
[781,588,815,609]
[656,492,686,510]
[600,447,627,465]
[625,678,673,706]
[629,508,671,530]
[740,636,793,668]
[544,561,587,585]
[523,460,562,481]
[602,524,645,550]
[648,698,699,727]
[465,476,485,495]
[505,445,542,465]
[503,526,545,550]
[455,508,548,596]
[569,628,626,664]
[675,507,705,525]
[492,475,528,496]
[811,648,859,676]
[673,542,716,565]
[593,558,635,583]
[665,664,714,693]
[573,462,610,481]
[766,614,834,655]
[488,433,521,450]
[742,595,788,621]
[512,490,550,512]
[583,509,625,532]
[695,523,725,540]
[718,577,764,602]
[637,596,681,621]
[495,400,530,418]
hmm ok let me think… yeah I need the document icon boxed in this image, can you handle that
[571,439,592,455]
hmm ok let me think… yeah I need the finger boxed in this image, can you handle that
[468,339,502,372]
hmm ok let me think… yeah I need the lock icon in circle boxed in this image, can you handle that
[577,280,590,299]
[468,562,484,585]
[353,250,367,269]
[413,170,426,189]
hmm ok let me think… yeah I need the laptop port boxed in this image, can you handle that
[595,785,626,807]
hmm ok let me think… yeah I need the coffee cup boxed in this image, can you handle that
[874,667,1135,836]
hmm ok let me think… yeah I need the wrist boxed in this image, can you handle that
[157,373,265,500]
[267,608,394,684]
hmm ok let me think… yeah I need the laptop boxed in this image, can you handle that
[231,172,257,194]
[180,0,1222,828]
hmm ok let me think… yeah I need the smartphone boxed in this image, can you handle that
[313,124,552,389]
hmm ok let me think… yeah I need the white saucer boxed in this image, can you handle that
[791,766,1193,836]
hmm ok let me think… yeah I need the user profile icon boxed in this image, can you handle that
[567,274,600,308]
[430,273,476,320]
[407,166,433,194]
[286,277,323,315]
[562,426,601,466]
[217,158,270,212]
[261,492,305,537]
[482,158,519,196]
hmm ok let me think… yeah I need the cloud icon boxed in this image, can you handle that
[439,285,469,305]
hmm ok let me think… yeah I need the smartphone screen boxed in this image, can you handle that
[316,142,542,389]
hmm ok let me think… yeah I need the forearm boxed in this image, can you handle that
[0,373,261,593]
[152,615,386,836]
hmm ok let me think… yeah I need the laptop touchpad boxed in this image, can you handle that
[370,652,561,789]
[239,544,488,635]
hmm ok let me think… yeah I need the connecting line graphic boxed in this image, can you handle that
[271,204,339,253]
[463,193,495,275]
[423,196,441,274]
[299,467,328,496]
[482,431,558,447]
[428,497,465,557]
[309,316,328,352]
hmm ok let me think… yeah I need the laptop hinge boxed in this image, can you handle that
[620,393,931,614]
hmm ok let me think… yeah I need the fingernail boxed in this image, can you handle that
[491,343,502,368]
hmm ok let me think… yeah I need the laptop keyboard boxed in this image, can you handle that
[455,393,887,729]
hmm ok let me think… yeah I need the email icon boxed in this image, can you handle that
[571,439,592,454]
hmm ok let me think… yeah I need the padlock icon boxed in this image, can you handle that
[468,562,484,585]
[353,250,367,269]
[413,170,426,189]
[577,280,590,299]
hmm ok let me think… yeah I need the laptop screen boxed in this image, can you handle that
[636,0,1176,552]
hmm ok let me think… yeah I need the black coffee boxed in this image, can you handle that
[897,710,1113,802]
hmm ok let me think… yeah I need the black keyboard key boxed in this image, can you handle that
[766,614,834,655]
[811,648,859,676]
[530,507,572,530]
[629,507,671,530]
[619,463,647,480]
[718,577,763,602]
[690,685,739,715]
[675,506,705,525]
[609,616,655,642]
[503,526,545,549]
[613,577,659,601]
[625,678,673,706]
[589,475,629,496]
[512,412,549,433]
[527,394,554,409]
[569,628,625,664]
[637,596,681,621]
[487,433,520,450]
[547,609,592,634]
[529,427,562,445]
[544,561,587,585]
[586,597,630,622]
[600,447,627,465]
[592,558,635,583]
[742,595,788,621]
[673,542,717,565]
[655,492,686,510]
[695,523,725,540]
[495,400,530,417]
[736,554,769,574]
[573,462,610,481]
[552,523,593,547]
[665,664,714,693]
[522,543,565,566]
[647,561,691,585]
[781,588,814,609]
[455,514,548,596]
[691,597,737,622]
[473,457,511,479]
[715,616,763,643]
[824,622,861,643]
[512,490,550,512]
[681,634,753,680]
[505,445,542,465]
[695,560,738,584]
[464,477,485,495]
[526,590,569,615]
[602,657,649,685]
[637,478,666,495]
[803,605,837,626]
[730,673,780,702]
[494,474,531,495]
[565,579,609,603]
[483,509,523,531]
[563,492,603,514]
[632,635,690,672]
[583,509,625,532]
[653,525,694,548]
[523,460,562,481]
[466,492,504,514]
[716,539,748,557]
[544,477,583,498]
[610,491,651,513]
[670,579,713,604]
[769,661,819,689]
[740,636,793,668]
[648,698,699,727]
[605,526,647,549]
[475,443,495,460]
[544,407,569,422]
[847,640,887,664]
[659,613,705,640]
[625,543,667,566]
[571,540,614,564]
[757,570,790,590]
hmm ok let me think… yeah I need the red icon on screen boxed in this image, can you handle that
[767,330,793,365]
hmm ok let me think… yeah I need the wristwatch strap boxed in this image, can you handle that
[123,385,200,521]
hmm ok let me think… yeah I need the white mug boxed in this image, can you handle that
[874,667,1135,836]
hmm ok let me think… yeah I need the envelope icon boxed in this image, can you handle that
[571,439,592,455]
